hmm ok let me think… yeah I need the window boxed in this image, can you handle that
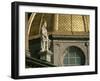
[63,46,85,66]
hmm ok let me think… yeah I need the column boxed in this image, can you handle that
[53,14,59,31]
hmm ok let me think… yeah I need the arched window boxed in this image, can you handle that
[63,46,85,66]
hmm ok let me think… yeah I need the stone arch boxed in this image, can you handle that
[62,46,85,66]
[25,13,36,56]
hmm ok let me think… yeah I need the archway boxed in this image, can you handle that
[63,46,85,66]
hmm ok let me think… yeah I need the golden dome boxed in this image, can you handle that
[26,13,89,40]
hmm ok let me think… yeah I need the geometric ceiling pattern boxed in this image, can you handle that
[26,13,89,38]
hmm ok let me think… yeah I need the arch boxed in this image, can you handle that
[28,13,44,37]
[25,13,36,55]
[63,46,85,66]
[28,13,36,35]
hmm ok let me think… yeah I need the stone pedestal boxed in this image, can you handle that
[39,50,53,62]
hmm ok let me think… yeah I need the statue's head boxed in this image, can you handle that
[43,21,47,28]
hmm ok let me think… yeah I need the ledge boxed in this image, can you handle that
[26,56,56,68]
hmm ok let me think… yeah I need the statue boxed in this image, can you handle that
[39,20,53,62]
[40,21,49,52]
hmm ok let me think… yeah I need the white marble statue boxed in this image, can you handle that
[40,21,49,52]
